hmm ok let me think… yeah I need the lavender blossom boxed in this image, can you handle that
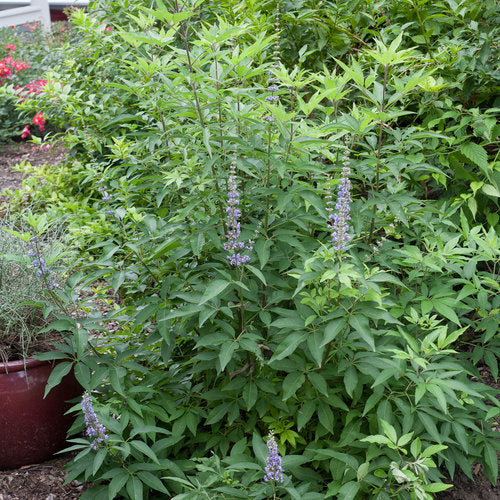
[264,431,284,483]
[27,238,56,289]
[327,150,352,252]
[224,158,252,266]
[81,391,108,450]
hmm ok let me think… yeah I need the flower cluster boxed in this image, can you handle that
[98,181,114,215]
[81,392,109,451]
[21,112,46,139]
[0,56,30,78]
[21,125,30,139]
[5,44,16,51]
[326,149,352,252]
[224,157,252,266]
[264,431,284,483]
[32,112,45,132]
[24,79,48,96]
[22,21,41,33]
[27,238,57,290]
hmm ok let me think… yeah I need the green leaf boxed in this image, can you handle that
[199,280,231,305]
[126,476,143,500]
[308,372,329,396]
[245,264,267,285]
[130,440,160,464]
[108,470,130,499]
[380,419,398,444]
[93,448,107,476]
[360,434,393,445]
[297,400,316,430]
[242,381,258,410]
[205,402,230,425]
[417,412,442,443]
[321,318,346,347]
[343,366,358,397]
[349,315,375,351]
[307,331,325,367]
[270,332,307,361]
[423,483,453,493]
[317,402,334,432]
[136,471,169,494]
[427,384,448,414]
[282,372,305,401]
[357,462,370,481]
[44,362,73,398]
[218,341,238,371]
[485,442,499,484]
[460,142,488,173]
[252,432,267,464]
[421,444,447,458]
[482,184,500,197]
[337,481,360,500]
[433,301,461,326]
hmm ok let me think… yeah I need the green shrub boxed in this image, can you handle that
[13,0,499,498]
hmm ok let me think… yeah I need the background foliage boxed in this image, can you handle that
[4,0,499,498]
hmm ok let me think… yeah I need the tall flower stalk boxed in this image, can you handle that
[224,156,252,267]
[326,149,352,252]
[81,391,108,450]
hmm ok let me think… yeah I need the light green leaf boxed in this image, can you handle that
[460,142,488,172]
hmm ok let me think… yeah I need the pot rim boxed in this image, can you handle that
[0,357,49,374]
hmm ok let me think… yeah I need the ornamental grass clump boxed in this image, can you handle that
[0,218,65,362]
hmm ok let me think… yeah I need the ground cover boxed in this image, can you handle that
[0,0,498,498]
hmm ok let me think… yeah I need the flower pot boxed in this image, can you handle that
[0,358,80,470]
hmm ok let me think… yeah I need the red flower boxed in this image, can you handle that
[104,26,113,31]
[21,125,31,139]
[5,44,16,51]
[32,112,46,132]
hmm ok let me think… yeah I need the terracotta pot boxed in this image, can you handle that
[0,358,81,470]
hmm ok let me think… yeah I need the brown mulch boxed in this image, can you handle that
[1,143,498,498]
[0,454,89,500]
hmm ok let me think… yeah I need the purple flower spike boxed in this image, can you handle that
[224,157,251,266]
[264,431,284,483]
[81,392,109,450]
[327,150,352,252]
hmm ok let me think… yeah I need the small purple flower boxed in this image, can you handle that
[327,150,352,252]
[264,431,284,483]
[27,238,54,286]
[265,94,279,102]
[102,192,112,202]
[263,115,274,123]
[81,392,108,450]
[224,157,252,266]
[106,209,114,215]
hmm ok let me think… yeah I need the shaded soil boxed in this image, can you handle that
[0,142,67,205]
